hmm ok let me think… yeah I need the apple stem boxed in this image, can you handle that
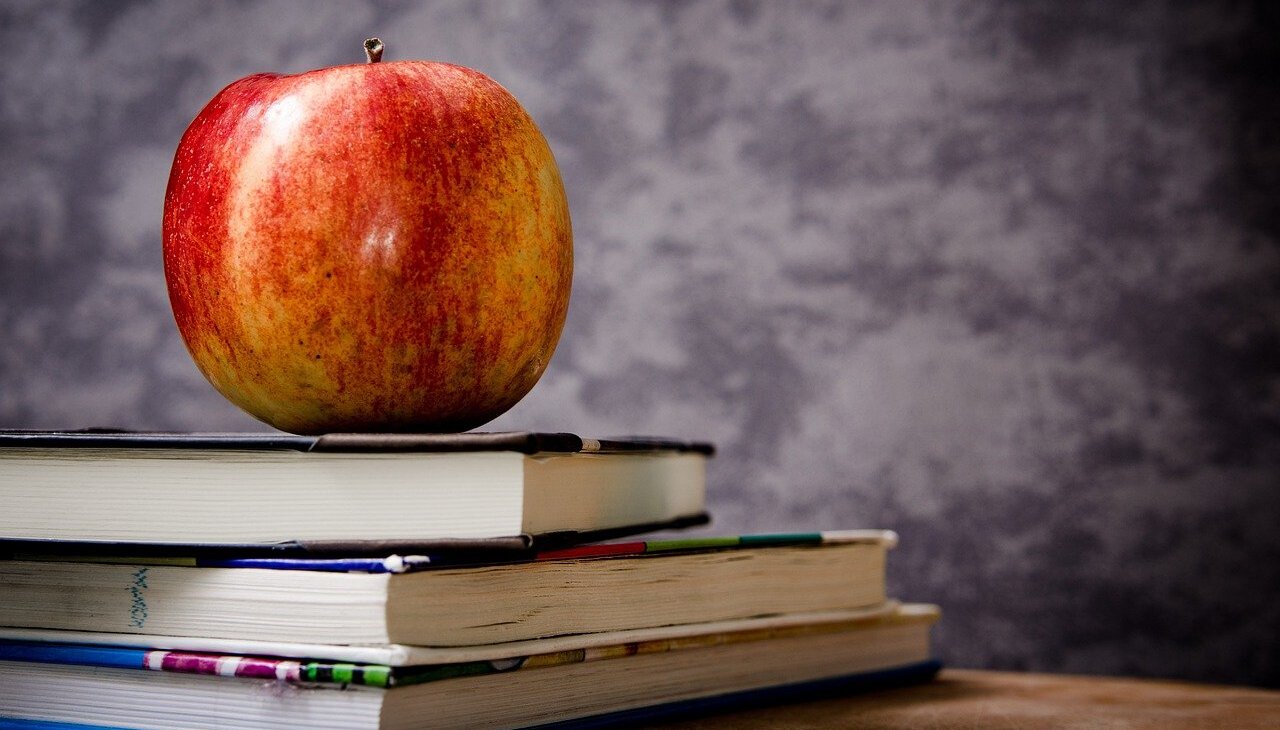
[364,38,384,64]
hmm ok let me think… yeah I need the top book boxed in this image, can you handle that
[0,430,712,554]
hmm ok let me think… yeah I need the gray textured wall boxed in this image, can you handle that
[2,1,1278,687]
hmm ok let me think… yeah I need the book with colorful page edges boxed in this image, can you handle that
[0,604,942,730]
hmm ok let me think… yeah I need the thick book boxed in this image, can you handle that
[0,531,895,646]
[0,604,941,729]
[0,603,904,667]
[0,430,711,553]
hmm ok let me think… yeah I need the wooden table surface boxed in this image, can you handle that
[642,669,1280,729]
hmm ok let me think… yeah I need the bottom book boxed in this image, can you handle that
[0,604,940,730]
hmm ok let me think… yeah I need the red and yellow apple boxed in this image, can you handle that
[162,39,572,434]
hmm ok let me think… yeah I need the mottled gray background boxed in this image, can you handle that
[2,0,1278,687]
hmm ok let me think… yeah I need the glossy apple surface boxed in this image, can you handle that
[163,41,572,434]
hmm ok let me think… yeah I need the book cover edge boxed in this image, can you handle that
[0,429,715,456]
[0,512,714,559]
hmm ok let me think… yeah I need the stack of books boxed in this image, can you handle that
[0,430,940,728]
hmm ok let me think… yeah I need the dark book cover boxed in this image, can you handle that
[0,429,715,456]
[0,429,714,557]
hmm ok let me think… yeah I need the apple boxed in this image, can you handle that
[163,39,572,434]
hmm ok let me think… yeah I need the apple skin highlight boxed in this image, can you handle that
[163,47,572,434]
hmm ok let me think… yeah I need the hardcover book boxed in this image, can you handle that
[0,604,941,730]
[0,531,896,647]
[0,430,711,553]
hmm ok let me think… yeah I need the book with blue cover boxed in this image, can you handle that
[0,604,942,729]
